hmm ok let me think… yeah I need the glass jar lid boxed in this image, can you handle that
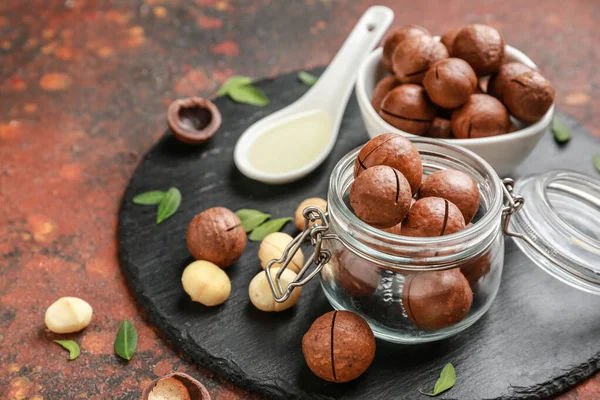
[507,170,600,294]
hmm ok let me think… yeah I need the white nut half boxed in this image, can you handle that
[249,267,302,312]
[182,260,231,306]
[258,232,304,273]
[45,297,93,334]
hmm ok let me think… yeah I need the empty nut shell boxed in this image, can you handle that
[400,197,466,237]
[425,117,453,139]
[353,133,423,195]
[350,165,413,229]
[452,24,505,76]
[391,35,449,84]
[370,76,401,114]
[142,372,211,400]
[379,84,436,136]
[381,25,431,72]
[423,58,477,109]
[419,169,480,223]
[402,269,473,330]
[168,97,222,145]
[451,94,510,139]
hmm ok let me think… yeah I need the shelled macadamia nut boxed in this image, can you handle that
[400,197,465,237]
[370,76,401,114]
[382,25,430,72]
[350,165,413,229]
[249,267,301,312]
[451,24,505,76]
[186,207,246,268]
[294,197,327,231]
[392,35,449,84]
[402,269,473,330]
[419,169,480,223]
[45,297,93,334]
[425,117,453,139]
[182,260,231,306]
[451,94,510,138]
[142,372,211,400]
[259,232,304,273]
[379,84,436,136]
[423,58,477,109]
[302,311,376,382]
[353,133,423,195]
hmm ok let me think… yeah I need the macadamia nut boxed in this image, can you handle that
[451,94,510,138]
[400,197,465,237]
[249,267,302,312]
[452,24,505,76]
[381,25,430,72]
[45,297,93,334]
[370,76,401,114]
[379,84,436,136]
[259,232,304,273]
[182,260,231,306]
[419,169,480,223]
[392,35,449,84]
[423,58,477,109]
[294,197,327,231]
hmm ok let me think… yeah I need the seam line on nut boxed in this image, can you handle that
[380,109,433,123]
[440,199,449,236]
[330,310,338,382]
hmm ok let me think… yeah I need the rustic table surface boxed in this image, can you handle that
[1,1,599,399]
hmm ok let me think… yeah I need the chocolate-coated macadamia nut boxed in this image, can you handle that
[379,84,436,136]
[487,62,534,101]
[451,94,510,138]
[392,35,449,84]
[302,311,376,382]
[502,70,555,123]
[353,133,423,195]
[186,207,247,268]
[370,76,400,114]
[423,58,477,108]
[350,165,412,229]
[452,24,505,76]
[440,27,462,54]
[425,117,453,139]
[419,169,480,223]
[382,25,430,72]
[333,249,381,297]
[402,269,473,330]
[400,197,465,237]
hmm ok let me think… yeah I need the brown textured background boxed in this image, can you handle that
[0,0,598,399]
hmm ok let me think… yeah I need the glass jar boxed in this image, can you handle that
[264,138,600,344]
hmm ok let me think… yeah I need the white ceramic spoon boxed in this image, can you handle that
[234,6,394,184]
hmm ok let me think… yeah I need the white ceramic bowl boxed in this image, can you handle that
[356,43,554,177]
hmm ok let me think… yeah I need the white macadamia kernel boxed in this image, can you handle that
[182,260,231,306]
[258,232,304,273]
[44,297,93,334]
[294,197,327,230]
[148,377,191,400]
[249,267,302,312]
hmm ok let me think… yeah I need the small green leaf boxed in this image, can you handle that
[114,320,138,361]
[420,363,456,397]
[217,76,253,96]
[133,191,166,205]
[593,154,600,174]
[235,209,271,233]
[249,217,292,241]
[552,117,572,144]
[228,85,269,106]
[54,340,80,360]
[298,71,318,86]
[156,187,181,224]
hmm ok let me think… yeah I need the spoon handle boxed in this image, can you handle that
[300,6,394,112]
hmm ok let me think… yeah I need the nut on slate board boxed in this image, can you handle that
[259,232,304,273]
[381,25,430,73]
[168,97,222,145]
[294,197,327,230]
[186,207,246,268]
[451,24,505,76]
[141,372,211,400]
[182,261,231,306]
[302,310,376,382]
[419,169,480,223]
[249,267,302,312]
[400,197,466,237]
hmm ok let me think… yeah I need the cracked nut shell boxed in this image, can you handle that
[451,94,510,139]
[142,372,211,400]
[402,269,473,330]
[452,24,505,76]
[487,62,534,101]
[302,310,376,383]
[379,84,436,135]
[353,133,423,195]
[391,35,449,84]
[419,169,480,223]
[425,117,453,139]
[350,165,413,229]
[400,197,466,237]
[381,25,431,72]
[370,76,401,114]
[502,70,555,123]
[423,58,477,108]
[186,207,247,268]
[168,97,222,145]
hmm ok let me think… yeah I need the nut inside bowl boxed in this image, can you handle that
[356,41,554,177]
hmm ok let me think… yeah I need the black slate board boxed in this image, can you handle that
[118,68,600,400]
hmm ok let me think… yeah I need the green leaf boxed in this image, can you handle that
[552,117,572,144]
[228,85,269,106]
[235,209,271,233]
[114,320,138,361]
[54,340,80,360]
[420,363,456,397]
[298,71,318,86]
[217,76,253,96]
[132,190,166,205]
[156,187,181,224]
[593,154,600,174]
[249,217,292,241]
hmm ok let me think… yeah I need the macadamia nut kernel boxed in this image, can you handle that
[259,232,304,273]
[294,197,327,231]
[182,260,231,306]
[249,267,302,312]
[45,297,93,334]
